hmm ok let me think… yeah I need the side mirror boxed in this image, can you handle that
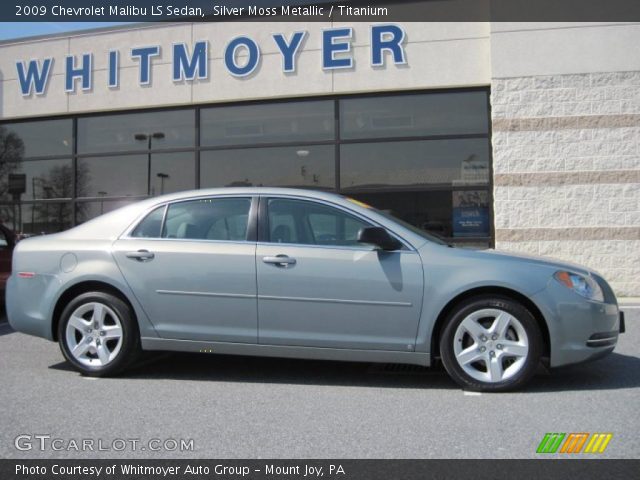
[357,227,402,251]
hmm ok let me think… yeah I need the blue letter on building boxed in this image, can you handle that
[273,31,307,73]
[322,28,353,70]
[16,59,53,96]
[131,46,160,85]
[65,54,92,92]
[173,41,208,81]
[225,37,260,77]
[371,25,406,66]
[108,50,119,88]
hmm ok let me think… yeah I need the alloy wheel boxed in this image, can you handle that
[452,308,529,383]
[64,302,124,367]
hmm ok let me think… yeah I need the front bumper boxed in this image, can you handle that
[531,286,622,368]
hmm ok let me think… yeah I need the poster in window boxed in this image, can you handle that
[452,190,489,238]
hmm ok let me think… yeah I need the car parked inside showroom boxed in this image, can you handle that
[6,188,624,391]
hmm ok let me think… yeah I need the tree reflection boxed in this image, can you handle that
[0,126,89,234]
[0,126,24,231]
[31,163,88,232]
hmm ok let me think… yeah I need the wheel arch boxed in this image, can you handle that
[51,280,138,342]
[430,286,550,361]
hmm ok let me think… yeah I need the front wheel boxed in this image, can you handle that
[439,296,543,392]
[58,291,139,376]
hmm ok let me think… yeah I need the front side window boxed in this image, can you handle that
[267,198,370,247]
[162,198,251,241]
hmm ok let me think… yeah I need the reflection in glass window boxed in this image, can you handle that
[0,159,73,201]
[200,146,334,189]
[78,155,148,198]
[0,201,73,235]
[201,101,334,147]
[340,92,488,139]
[78,110,195,154]
[340,139,489,190]
[75,199,136,224]
[267,198,370,247]
[150,152,195,196]
[0,119,72,158]
[162,198,251,241]
[0,90,492,242]
[350,189,490,244]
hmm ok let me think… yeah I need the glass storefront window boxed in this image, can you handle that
[78,155,148,198]
[0,119,72,158]
[77,110,195,154]
[150,152,196,195]
[75,199,137,224]
[340,91,489,139]
[0,159,73,201]
[349,189,491,244]
[0,201,73,236]
[0,89,492,244]
[79,153,195,198]
[340,139,490,190]
[200,145,335,189]
[201,101,334,147]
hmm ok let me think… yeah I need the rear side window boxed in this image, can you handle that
[131,206,165,238]
[162,198,251,241]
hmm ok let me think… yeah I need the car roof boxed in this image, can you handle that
[55,188,431,249]
[146,187,345,202]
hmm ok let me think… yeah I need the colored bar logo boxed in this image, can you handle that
[537,433,612,454]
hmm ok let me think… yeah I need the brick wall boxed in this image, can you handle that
[491,71,640,297]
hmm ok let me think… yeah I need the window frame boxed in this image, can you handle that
[123,195,258,244]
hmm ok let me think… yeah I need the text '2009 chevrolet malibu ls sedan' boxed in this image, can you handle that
[6,188,625,391]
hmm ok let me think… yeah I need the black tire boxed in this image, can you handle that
[439,295,543,392]
[58,291,140,376]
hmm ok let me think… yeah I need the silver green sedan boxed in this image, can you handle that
[6,188,624,391]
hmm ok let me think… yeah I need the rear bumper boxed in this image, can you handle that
[531,286,621,368]
[6,273,59,341]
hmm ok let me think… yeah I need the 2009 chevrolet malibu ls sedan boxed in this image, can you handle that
[6,188,624,391]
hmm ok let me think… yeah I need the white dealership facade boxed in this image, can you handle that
[0,21,638,296]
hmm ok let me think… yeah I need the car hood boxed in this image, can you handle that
[460,247,594,276]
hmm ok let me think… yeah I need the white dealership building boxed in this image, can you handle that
[0,20,638,296]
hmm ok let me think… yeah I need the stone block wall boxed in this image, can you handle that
[491,71,640,297]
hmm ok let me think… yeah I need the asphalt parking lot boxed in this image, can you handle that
[0,309,638,459]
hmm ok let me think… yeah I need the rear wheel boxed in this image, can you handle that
[439,296,542,392]
[58,291,139,376]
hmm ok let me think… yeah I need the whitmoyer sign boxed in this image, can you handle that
[15,24,407,96]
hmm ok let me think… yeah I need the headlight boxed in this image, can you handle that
[554,271,604,302]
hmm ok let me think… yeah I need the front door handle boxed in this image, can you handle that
[125,249,155,262]
[262,255,296,267]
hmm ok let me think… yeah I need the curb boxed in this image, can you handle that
[619,298,640,308]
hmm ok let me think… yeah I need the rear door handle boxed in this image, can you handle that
[262,255,296,267]
[125,249,155,262]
